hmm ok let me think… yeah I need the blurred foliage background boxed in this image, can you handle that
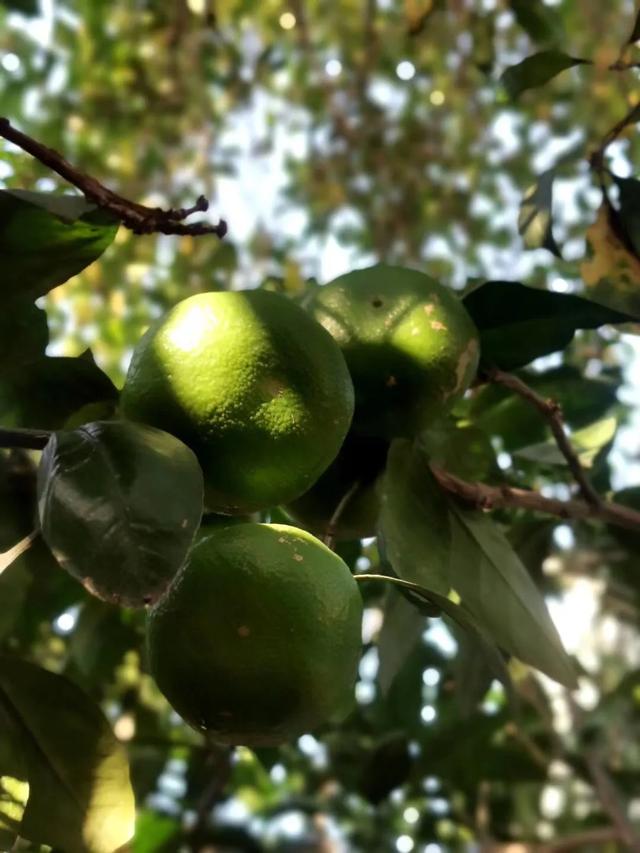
[3,0,640,850]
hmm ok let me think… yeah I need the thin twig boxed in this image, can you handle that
[589,98,640,171]
[486,367,602,507]
[0,117,227,238]
[583,750,640,851]
[0,530,37,576]
[431,467,640,532]
[323,481,362,550]
[0,427,51,451]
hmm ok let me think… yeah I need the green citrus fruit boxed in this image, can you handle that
[284,432,388,541]
[307,265,480,438]
[147,523,363,746]
[121,290,354,514]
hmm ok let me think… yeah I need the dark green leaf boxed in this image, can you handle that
[0,0,37,12]
[463,281,637,370]
[628,8,640,43]
[420,418,501,483]
[0,300,48,378]
[38,421,203,607]
[361,573,510,689]
[501,50,589,99]
[379,439,451,595]
[447,503,576,687]
[450,626,497,717]
[0,355,118,430]
[518,169,561,257]
[69,599,140,686]
[377,588,426,696]
[613,175,640,257]
[509,0,563,45]
[0,562,32,643]
[0,655,135,853]
[0,190,118,299]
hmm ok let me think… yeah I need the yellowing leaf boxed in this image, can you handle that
[581,203,640,317]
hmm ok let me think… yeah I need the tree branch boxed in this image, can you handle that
[0,427,51,451]
[0,117,227,238]
[432,467,640,532]
[486,367,602,508]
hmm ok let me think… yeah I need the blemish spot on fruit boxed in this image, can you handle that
[237,625,251,637]
[278,537,287,543]
[293,553,304,562]
[181,518,188,528]
[386,375,398,387]
[371,297,383,308]
[424,303,435,316]
[431,320,447,331]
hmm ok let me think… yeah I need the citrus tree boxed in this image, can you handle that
[3,1,640,851]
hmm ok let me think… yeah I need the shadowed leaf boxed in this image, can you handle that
[0,656,135,853]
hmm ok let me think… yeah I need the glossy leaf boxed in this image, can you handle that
[0,355,118,430]
[463,280,637,370]
[447,503,576,687]
[38,421,204,607]
[0,655,135,853]
[379,439,451,595]
[518,168,561,257]
[0,190,118,299]
[501,50,589,99]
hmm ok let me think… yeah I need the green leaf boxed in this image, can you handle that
[509,0,563,45]
[0,300,48,378]
[518,169,561,257]
[420,418,501,483]
[501,50,589,99]
[514,416,617,469]
[0,355,118,430]
[69,599,139,686]
[447,503,576,687]
[469,365,619,451]
[0,562,32,642]
[361,573,511,690]
[0,0,38,12]
[38,421,204,607]
[0,655,135,853]
[0,190,118,299]
[377,588,426,696]
[379,439,451,595]
[628,7,640,43]
[133,810,181,853]
[463,281,637,370]
[0,702,29,848]
[613,175,640,257]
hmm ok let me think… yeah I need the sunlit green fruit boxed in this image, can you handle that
[147,523,363,746]
[284,432,388,541]
[307,265,480,438]
[121,290,354,514]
